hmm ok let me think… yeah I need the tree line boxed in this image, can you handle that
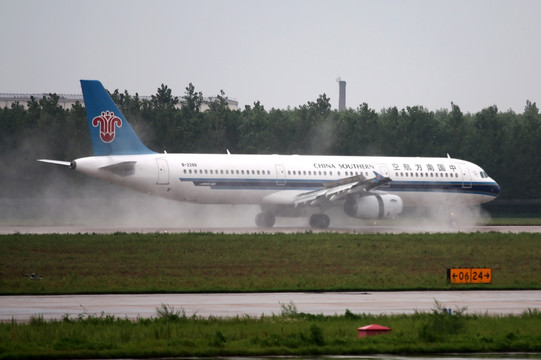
[1,83,540,200]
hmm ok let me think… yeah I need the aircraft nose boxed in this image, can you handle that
[492,182,501,197]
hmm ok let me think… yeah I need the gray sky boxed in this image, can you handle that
[2,0,540,113]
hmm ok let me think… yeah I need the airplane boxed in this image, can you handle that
[39,80,501,229]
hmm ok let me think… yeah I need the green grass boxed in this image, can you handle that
[1,232,541,294]
[1,304,541,359]
[488,217,541,225]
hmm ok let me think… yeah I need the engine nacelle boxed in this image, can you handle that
[343,194,403,219]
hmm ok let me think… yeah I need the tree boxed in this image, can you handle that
[151,84,179,109]
[180,83,203,115]
[203,90,240,153]
[331,103,380,156]
[239,101,270,153]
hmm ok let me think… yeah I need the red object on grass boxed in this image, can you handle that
[357,324,392,338]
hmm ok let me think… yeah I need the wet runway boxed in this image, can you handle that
[1,290,540,322]
[1,225,541,234]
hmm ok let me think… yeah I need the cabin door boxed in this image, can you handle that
[275,164,286,186]
[156,158,170,185]
[458,163,472,189]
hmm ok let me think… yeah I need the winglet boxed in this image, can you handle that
[374,171,385,183]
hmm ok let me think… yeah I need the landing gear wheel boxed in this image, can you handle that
[255,212,276,228]
[309,213,330,229]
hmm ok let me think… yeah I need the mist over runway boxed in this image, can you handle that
[1,180,500,233]
[2,196,538,234]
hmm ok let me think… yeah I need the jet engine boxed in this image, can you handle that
[343,194,403,219]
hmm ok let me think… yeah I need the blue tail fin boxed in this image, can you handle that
[81,80,154,155]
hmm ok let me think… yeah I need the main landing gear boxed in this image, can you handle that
[309,213,330,229]
[254,212,331,229]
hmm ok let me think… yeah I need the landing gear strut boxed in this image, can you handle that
[255,212,276,228]
[309,213,330,229]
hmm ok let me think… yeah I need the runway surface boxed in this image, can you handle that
[1,225,541,234]
[1,291,540,322]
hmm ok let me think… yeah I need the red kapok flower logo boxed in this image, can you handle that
[92,110,122,143]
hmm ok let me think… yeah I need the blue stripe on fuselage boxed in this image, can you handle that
[179,177,500,197]
[389,180,500,197]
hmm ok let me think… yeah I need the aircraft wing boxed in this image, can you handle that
[294,171,392,206]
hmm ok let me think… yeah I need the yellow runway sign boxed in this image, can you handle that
[448,268,492,284]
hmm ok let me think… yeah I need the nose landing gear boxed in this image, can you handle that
[255,212,276,228]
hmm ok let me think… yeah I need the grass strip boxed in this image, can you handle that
[1,232,541,294]
[1,303,541,359]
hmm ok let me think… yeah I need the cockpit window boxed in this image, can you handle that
[480,171,489,178]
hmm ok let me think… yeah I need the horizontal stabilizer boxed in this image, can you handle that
[37,159,72,167]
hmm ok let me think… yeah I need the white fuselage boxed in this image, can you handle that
[72,153,500,208]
